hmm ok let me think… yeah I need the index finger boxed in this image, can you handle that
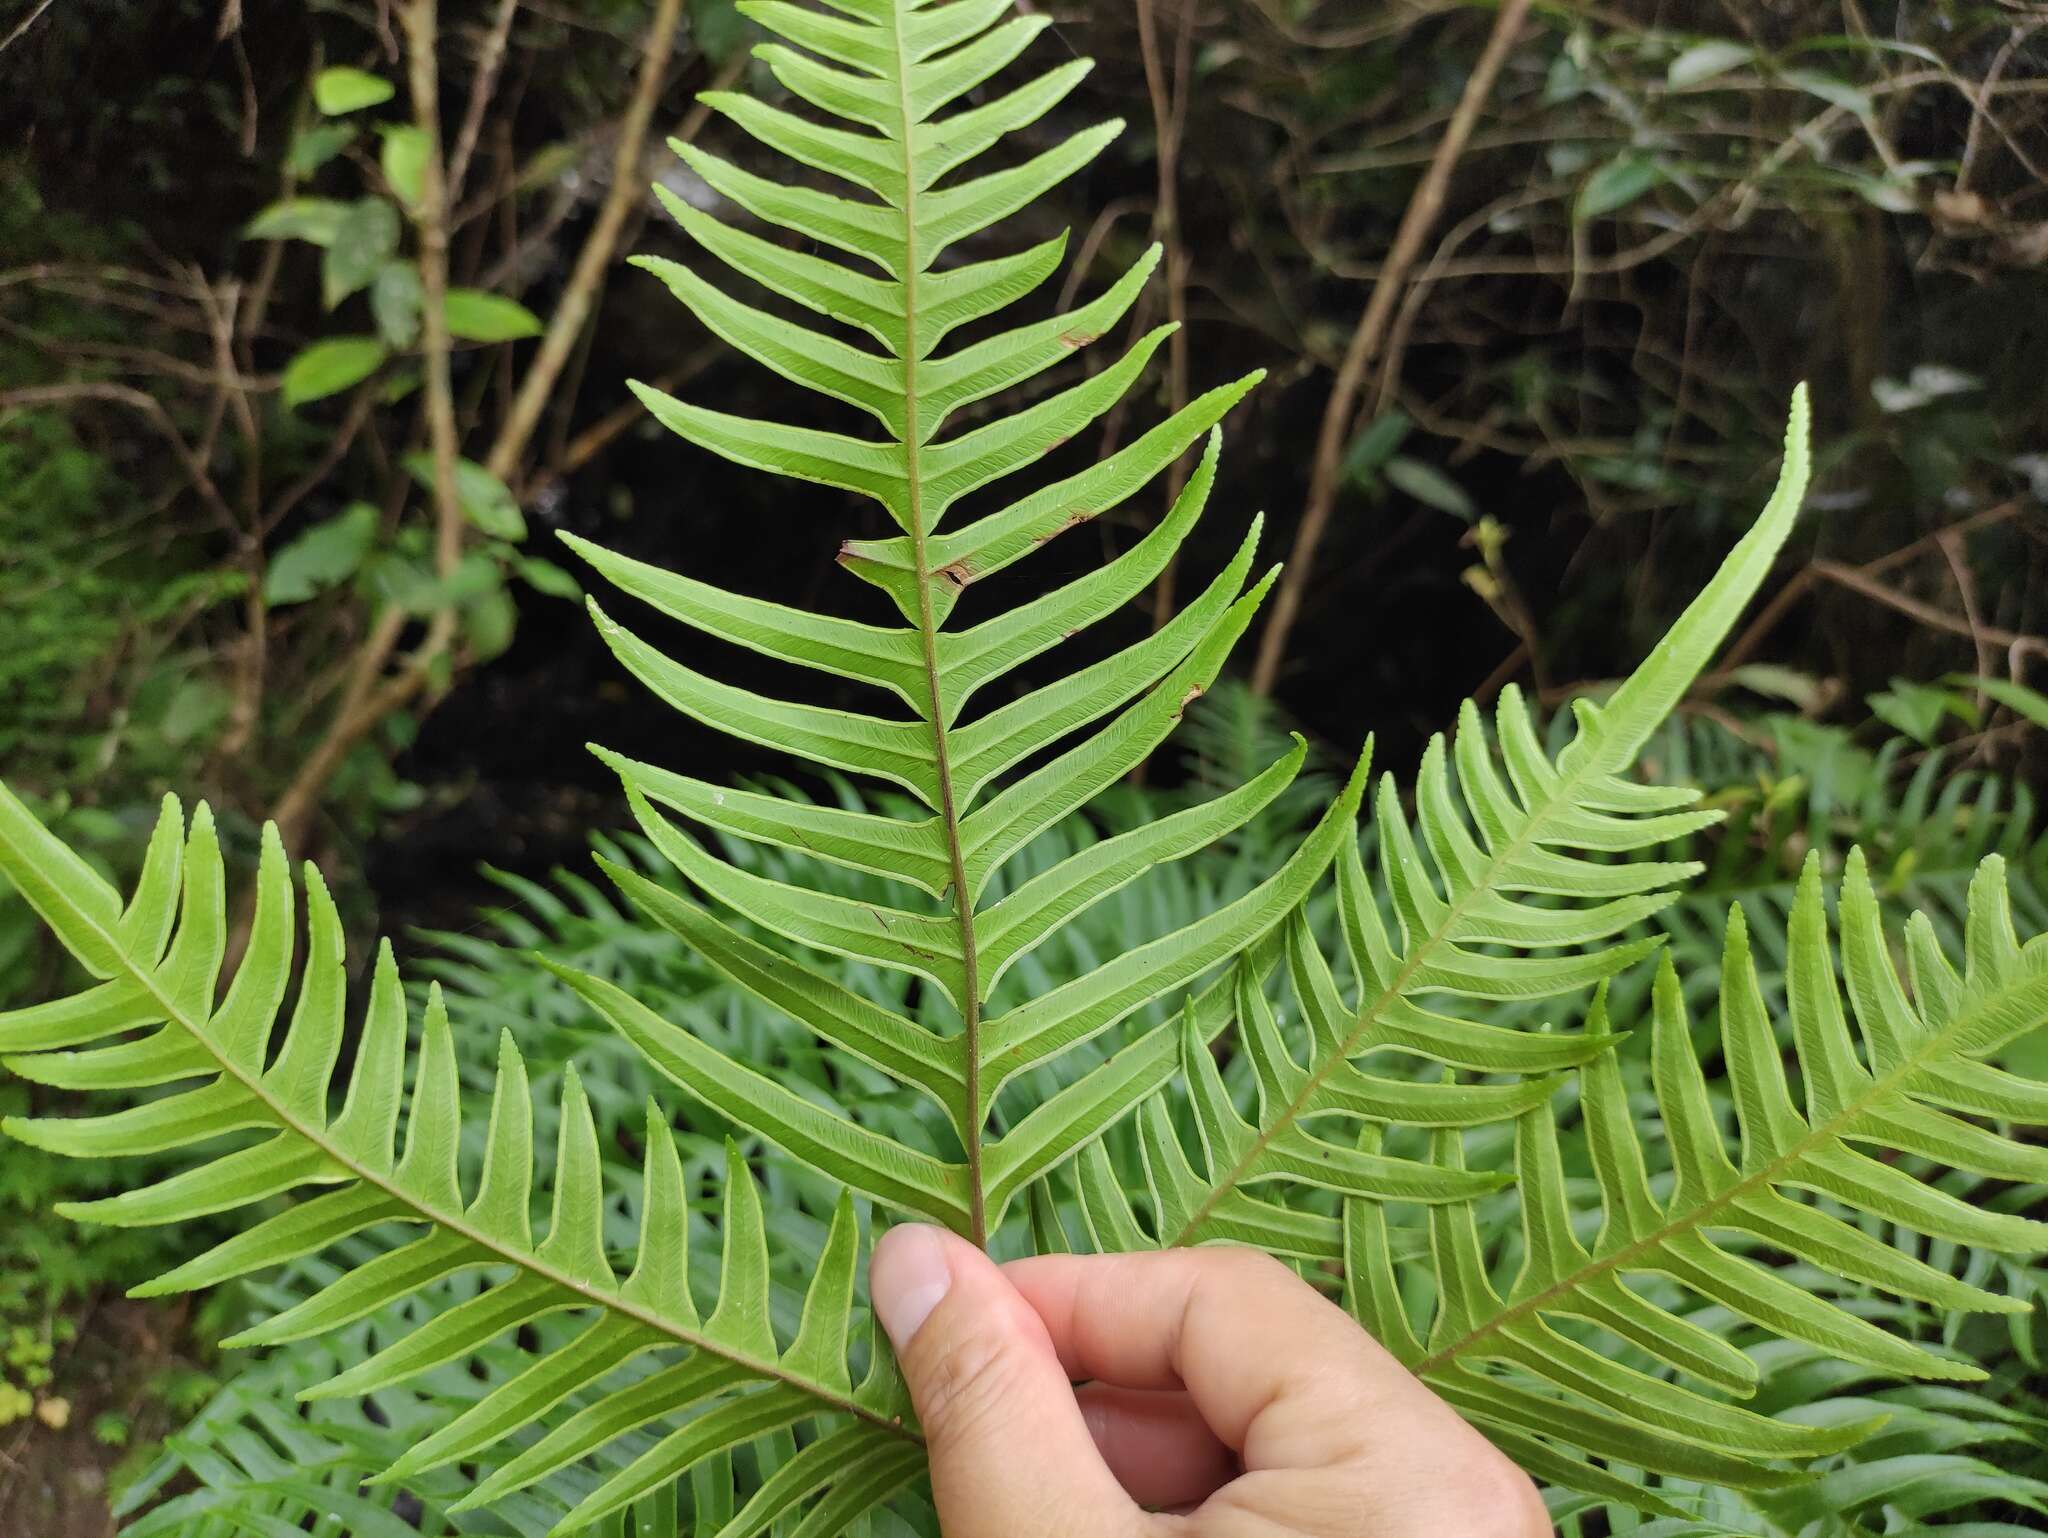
[1003,1247,1476,1474]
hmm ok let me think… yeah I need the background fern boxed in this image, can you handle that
[91,740,2048,1534]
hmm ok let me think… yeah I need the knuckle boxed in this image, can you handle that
[913,1329,1019,1447]
[1319,1433,1549,1537]
[1197,1245,1299,1296]
[1449,1453,1552,1538]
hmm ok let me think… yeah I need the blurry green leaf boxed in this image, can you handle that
[402,453,526,541]
[1761,771,1809,815]
[512,141,580,192]
[1869,679,1972,745]
[1384,456,1473,520]
[1786,34,1944,67]
[1575,153,1664,222]
[1667,41,1752,89]
[371,261,423,349]
[378,125,429,209]
[361,551,437,612]
[444,289,544,342]
[1768,715,1887,808]
[1542,51,1584,106]
[381,710,419,751]
[514,556,582,601]
[265,504,380,605]
[1783,69,1873,118]
[285,123,356,176]
[313,66,395,116]
[692,0,753,63]
[1849,172,1922,215]
[1342,411,1411,489]
[438,551,507,608]
[323,198,401,309]
[1950,674,2048,734]
[158,679,229,748]
[1727,663,1828,713]
[244,198,351,245]
[464,587,519,660]
[281,337,385,407]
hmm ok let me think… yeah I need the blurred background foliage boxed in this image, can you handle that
[3,0,2048,1531]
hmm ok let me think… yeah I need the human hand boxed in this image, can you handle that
[869,1226,1550,1538]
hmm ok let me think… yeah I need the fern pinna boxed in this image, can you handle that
[2,1,2044,1532]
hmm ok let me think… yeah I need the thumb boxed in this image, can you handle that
[871,1225,1141,1538]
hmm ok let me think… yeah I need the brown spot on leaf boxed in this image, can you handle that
[1034,507,1094,548]
[938,562,971,588]
[1175,684,1204,717]
[1058,329,1100,349]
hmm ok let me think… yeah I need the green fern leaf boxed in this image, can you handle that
[1334,848,2048,1503]
[1078,393,1814,1256]
[558,0,1368,1250]
[0,790,919,1535]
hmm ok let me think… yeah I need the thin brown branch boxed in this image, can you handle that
[525,350,718,494]
[405,0,465,593]
[1137,0,1195,632]
[0,0,57,56]
[1251,0,1534,694]
[0,382,240,534]
[272,0,469,855]
[1706,502,2030,682]
[482,0,690,487]
[262,389,378,536]
[448,0,520,201]
[1811,559,2048,655]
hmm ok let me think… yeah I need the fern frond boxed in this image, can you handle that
[1337,848,2048,1504]
[0,790,920,1536]
[120,1233,893,1537]
[1542,1362,2048,1535]
[1082,394,1815,1253]
[559,0,1366,1246]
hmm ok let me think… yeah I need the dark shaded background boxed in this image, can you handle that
[5,0,2048,927]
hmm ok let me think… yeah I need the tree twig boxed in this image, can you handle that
[272,0,468,855]
[404,0,464,593]
[1250,0,1533,694]
[1811,559,2048,657]
[0,0,57,57]
[1136,0,1194,630]
[483,0,689,486]
[448,0,520,201]
[0,383,240,534]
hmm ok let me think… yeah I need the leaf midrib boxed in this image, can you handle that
[887,2,988,1247]
[1172,735,1635,1245]
[1416,954,2026,1377]
[43,861,916,1446]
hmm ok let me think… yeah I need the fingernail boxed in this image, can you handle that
[871,1224,953,1347]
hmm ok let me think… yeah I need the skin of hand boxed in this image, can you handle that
[869,1226,1552,1538]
